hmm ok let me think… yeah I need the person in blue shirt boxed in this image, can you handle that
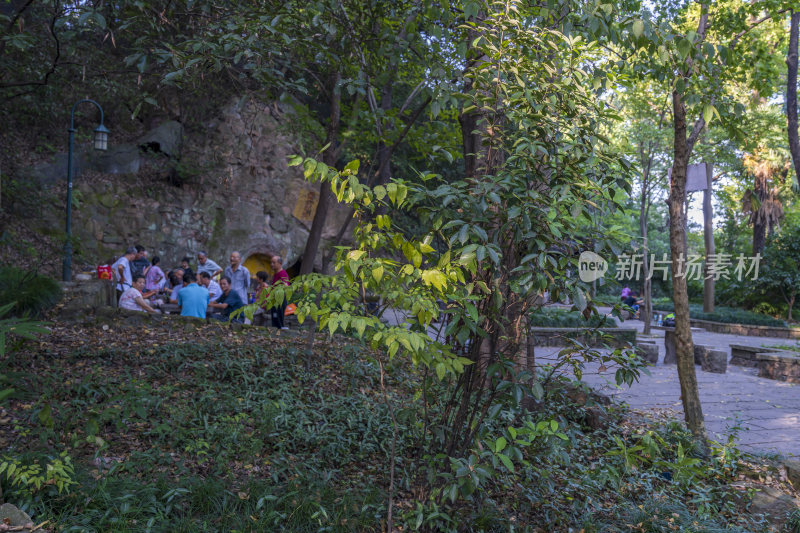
[177,271,209,319]
[208,276,245,323]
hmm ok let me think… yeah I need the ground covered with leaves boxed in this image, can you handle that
[0,319,797,532]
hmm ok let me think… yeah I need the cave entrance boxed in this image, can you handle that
[243,253,273,276]
[285,258,301,278]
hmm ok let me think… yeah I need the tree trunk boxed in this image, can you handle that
[753,218,766,255]
[670,90,707,444]
[526,317,535,378]
[299,72,341,276]
[703,162,715,313]
[787,11,800,184]
[789,293,795,321]
[639,152,652,335]
[639,200,652,334]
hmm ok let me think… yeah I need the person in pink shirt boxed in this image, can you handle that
[620,286,631,301]
[269,255,290,329]
[145,256,165,292]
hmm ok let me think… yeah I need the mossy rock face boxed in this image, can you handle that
[18,97,350,271]
[97,192,117,209]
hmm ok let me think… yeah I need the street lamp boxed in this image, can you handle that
[62,99,109,282]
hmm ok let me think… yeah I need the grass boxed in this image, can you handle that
[2,326,398,531]
[0,319,794,531]
[762,343,800,353]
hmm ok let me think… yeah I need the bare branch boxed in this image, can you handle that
[730,8,789,49]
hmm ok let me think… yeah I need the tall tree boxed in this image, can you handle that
[787,11,800,184]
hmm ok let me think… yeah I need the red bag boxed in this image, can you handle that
[97,265,112,280]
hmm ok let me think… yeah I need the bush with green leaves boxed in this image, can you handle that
[529,308,613,328]
[0,266,61,318]
[652,302,787,328]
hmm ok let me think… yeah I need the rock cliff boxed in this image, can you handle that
[13,97,350,274]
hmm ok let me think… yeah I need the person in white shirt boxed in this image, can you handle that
[112,246,137,300]
[197,251,223,278]
[198,271,222,302]
[118,275,157,313]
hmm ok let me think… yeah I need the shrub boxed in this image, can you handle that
[0,266,62,317]
[651,302,786,328]
[529,308,613,328]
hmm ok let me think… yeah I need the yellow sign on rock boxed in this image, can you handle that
[293,188,319,224]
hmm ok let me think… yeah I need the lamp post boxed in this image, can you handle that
[62,99,109,282]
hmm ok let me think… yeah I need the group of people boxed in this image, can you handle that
[107,246,290,328]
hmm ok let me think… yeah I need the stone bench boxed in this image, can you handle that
[730,344,780,368]
[663,333,726,373]
[755,352,800,384]
[635,342,659,365]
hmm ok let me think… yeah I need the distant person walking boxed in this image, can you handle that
[224,251,251,304]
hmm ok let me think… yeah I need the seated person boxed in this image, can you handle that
[178,271,209,319]
[168,269,185,304]
[208,276,245,322]
[252,271,270,326]
[621,286,631,301]
[180,257,195,278]
[198,271,222,302]
[119,275,158,314]
[623,292,642,318]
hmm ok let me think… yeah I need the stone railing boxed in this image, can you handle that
[688,319,799,339]
[729,344,781,368]
[529,327,637,349]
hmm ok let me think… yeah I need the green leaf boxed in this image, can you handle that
[466,302,478,322]
[677,38,692,60]
[703,104,714,125]
[354,318,366,338]
[0,387,14,403]
[303,158,317,179]
[632,20,643,39]
[498,453,514,472]
[372,265,384,282]
[344,159,360,173]
[495,436,507,453]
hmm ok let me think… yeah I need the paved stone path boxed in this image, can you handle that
[383,305,799,457]
[538,316,799,458]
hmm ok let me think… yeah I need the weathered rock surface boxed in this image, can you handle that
[748,485,799,527]
[786,460,800,489]
[0,503,33,531]
[19,99,351,272]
